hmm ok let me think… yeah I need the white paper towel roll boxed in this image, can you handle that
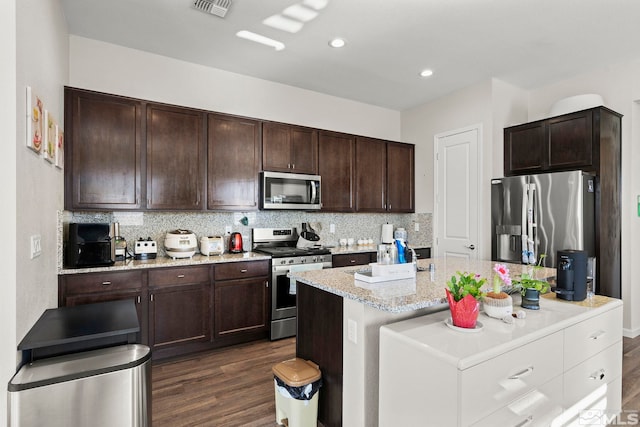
[381,224,394,243]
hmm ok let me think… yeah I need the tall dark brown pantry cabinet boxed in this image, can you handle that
[504,106,621,298]
[64,88,143,210]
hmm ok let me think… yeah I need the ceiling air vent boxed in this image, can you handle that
[193,0,232,18]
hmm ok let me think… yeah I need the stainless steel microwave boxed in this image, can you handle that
[260,171,321,210]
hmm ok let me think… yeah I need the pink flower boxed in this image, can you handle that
[493,263,512,287]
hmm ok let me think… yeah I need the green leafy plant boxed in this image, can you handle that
[446,271,487,302]
[513,273,550,296]
[513,253,550,295]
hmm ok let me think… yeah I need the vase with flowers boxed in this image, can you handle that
[445,271,486,328]
[483,263,514,319]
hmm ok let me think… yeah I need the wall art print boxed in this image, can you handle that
[44,110,57,163]
[55,125,64,169]
[26,86,44,154]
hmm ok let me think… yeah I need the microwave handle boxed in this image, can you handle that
[310,180,317,203]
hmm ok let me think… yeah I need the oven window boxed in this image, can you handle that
[274,274,297,310]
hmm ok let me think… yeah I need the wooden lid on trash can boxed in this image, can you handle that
[272,358,321,387]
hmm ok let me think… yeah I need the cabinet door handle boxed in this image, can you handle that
[177,274,185,278]
[240,269,248,273]
[350,259,356,263]
[291,163,295,169]
[589,330,606,340]
[150,294,154,302]
[101,281,112,286]
[508,366,534,379]
[136,296,141,304]
[287,163,291,169]
[514,416,533,427]
[589,369,606,381]
[265,280,269,288]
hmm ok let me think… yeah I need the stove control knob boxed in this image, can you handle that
[280,260,287,265]
[288,259,294,264]
[300,258,306,263]
[312,257,318,263]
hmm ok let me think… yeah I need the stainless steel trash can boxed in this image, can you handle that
[8,344,151,427]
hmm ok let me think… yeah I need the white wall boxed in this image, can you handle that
[526,60,640,336]
[15,0,68,341]
[402,80,496,260]
[1,0,18,422]
[68,36,402,141]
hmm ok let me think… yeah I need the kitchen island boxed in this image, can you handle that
[289,258,619,427]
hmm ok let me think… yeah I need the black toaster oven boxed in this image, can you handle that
[65,223,115,268]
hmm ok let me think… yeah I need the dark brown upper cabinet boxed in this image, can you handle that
[387,142,415,212]
[262,122,318,174]
[504,108,607,176]
[355,137,414,213]
[146,104,206,210]
[64,87,143,210]
[207,113,261,211]
[318,131,356,212]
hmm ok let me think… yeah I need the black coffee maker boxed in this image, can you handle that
[555,249,588,301]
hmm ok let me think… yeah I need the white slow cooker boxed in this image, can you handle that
[164,229,198,259]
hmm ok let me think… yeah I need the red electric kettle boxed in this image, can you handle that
[229,232,243,253]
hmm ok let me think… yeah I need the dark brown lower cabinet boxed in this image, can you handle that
[214,277,268,338]
[148,266,212,359]
[297,282,343,427]
[59,260,270,361]
[58,270,147,344]
[213,260,270,344]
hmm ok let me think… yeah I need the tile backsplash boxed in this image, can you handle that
[60,210,432,264]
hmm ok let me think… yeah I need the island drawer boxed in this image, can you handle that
[214,260,269,281]
[61,270,144,294]
[460,331,563,426]
[563,305,622,370]
[470,375,563,427]
[148,265,210,287]
[563,340,622,408]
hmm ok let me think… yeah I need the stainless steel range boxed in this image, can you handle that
[252,227,332,340]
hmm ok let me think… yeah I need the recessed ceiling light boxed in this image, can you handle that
[263,14,304,33]
[236,30,285,51]
[420,69,434,77]
[329,38,346,48]
[282,4,318,22]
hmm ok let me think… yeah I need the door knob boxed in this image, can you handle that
[466,244,476,250]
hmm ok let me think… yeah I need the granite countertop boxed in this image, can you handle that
[288,257,557,313]
[58,251,271,275]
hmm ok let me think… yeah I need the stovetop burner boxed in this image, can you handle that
[251,227,331,258]
[253,245,331,258]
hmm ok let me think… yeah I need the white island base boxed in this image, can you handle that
[379,294,623,426]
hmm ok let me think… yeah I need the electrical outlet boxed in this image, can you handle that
[330,224,335,233]
[347,319,357,344]
[30,235,42,259]
[414,222,420,232]
[225,225,232,235]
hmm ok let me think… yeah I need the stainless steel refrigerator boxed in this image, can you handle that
[491,170,596,274]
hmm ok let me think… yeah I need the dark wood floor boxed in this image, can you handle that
[153,335,640,426]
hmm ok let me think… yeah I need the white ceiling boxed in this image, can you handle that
[60,0,640,111]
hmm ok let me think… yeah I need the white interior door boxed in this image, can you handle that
[434,126,481,259]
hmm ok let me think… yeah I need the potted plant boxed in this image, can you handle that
[483,263,513,319]
[513,254,551,310]
[513,273,550,310]
[445,272,486,328]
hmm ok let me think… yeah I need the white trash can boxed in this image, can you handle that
[273,358,322,427]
